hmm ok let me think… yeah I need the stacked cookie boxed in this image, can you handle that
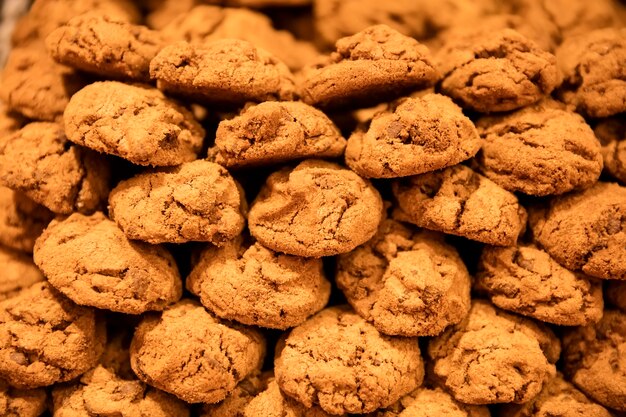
[0,0,625,416]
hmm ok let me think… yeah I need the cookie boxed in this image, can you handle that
[562,309,626,411]
[0,122,111,214]
[594,117,626,184]
[248,159,383,257]
[243,379,334,417]
[476,244,604,326]
[63,81,205,166]
[199,371,269,417]
[46,13,165,82]
[214,101,346,169]
[0,282,106,389]
[534,0,618,39]
[275,305,424,415]
[108,160,245,244]
[337,218,471,337]
[0,102,25,138]
[529,182,626,280]
[150,39,296,107]
[0,246,44,302]
[345,93,481,178]
[428,300,559,404]
[33,212,182,314]
[130,299,265,404]
[436,28,559,113]
[300,25,438,110]
[474,100,603,196]
[606,280,626,312]
[556,28,626,118]
[187,235,331,329]
[0,380,47,417]
[392,165,527,246]
[0,186,53,253]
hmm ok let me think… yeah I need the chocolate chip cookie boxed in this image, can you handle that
[594,117,626,184]
[0,379,47,417]
[199,371,269,417]
[244,378,334,417]
[0,186,52,253]
[0,246,44,302]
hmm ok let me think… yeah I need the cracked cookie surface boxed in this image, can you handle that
[0,246,44,302]
[0,379,47,417]
[243,378,334,417]
[594,117,626,184]
[0,186,53,253]
[199,371,269,417]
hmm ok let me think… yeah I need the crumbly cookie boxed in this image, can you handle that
[594,117,626,184]
[0,186,53,253]
[474,100,603,196]
[561,309,626,411]
[345,93,481,178]
[0,380,47,417]
[476,244,604,326]
[108,160,245,244]
[436,28,559,113]
[0,246,44,302]
[337,218,471,337]
[33,212,182,314]
[0,102,25,138]
[428,300,559,404]
[130,299,265,404]
[199,371,269,417]
[46,13,165,82]
[243,379,334,417]
[0,122,111,214]
[248,160,383,257]
[606,280,626,312]
[275,305,424,415]
[300,25,438,110]
[392,165,527,246]
[0,282,106,389]
[556,28,626,118]
[150,39,296,106]
[63,81,205,166]
[529,182,626,280]
[214,101,346,168]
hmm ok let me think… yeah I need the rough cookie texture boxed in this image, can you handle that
[594,117,626,184]
[0,380,47,417]
[337,218,471,337]
[46,13,165,82]
[199,371,269,417]
[0,186,52,253]
[187,235,331,329]
[476,244,604,326]
[556,28,626,118]
[392,165,527,246]
[215,101,345,168]
[0,282,106,389]
[475,100,603,196]
[428,300,559,404]
[243,379,334,417]
[301,25,438,110]
[275,306,424,415]
[0,246,44,302]
[150,39,296,106]
[0,122,111,214]
[345,93,481,178]
[248,160,383,257]
[561,309,626,411]
[130,300,265,404]
[64,81,205,166]
[606,280,626,312]
[436,28,559,113]
[109,160,245,244]
[529,182,626,280]
[34,212,182,314]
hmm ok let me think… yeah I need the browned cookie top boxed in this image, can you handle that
[594,117,626,184]
[0,246,44,302]
[0,379,47,417]
[0,186,52,253]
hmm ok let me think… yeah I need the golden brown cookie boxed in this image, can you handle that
[0,186,52,253]
[275,305,424,415]
[392,165,527,246]
[345,93,481,178]
[199,371,269,417]
[64,81,205,166]
[0,246,44,302]
[243,378,334,417]
[0,122,111,214]
[595,117,626,184]
[33,212,182,314]
[248,160,383,257]
[214,101,346,168]
[0,379,47,417]
[607,280,626,312]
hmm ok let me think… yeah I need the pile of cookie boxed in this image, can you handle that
[0,0,625,415]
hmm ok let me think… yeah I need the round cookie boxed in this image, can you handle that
[345,93,481,178]
[248,159,383,257]
[476,244,604,326]
[199,371,269,417]
[34,212,182,314]
[187,235,331,329]
[428,300,559,404]
[0,246,44,302]
[337,218,471,337]
[0,186,52,253]
[436,28,559,113]
[594,117,626,184]
[243,379,334,417]
[0,282,106,389]
[150,39,296,106]
[214,101,346,169]
[562,310,626,411]
[555,28,626,118]
[63,81,205,166]
[0,380,47,417]
[0,122,111,214]
[274,305,424,415]
[529,182,626,280]
[130,300,265,404]
[300,25,438,110]
[475,100,603,196]
[392,164,527,246]
[606,280,626,312]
